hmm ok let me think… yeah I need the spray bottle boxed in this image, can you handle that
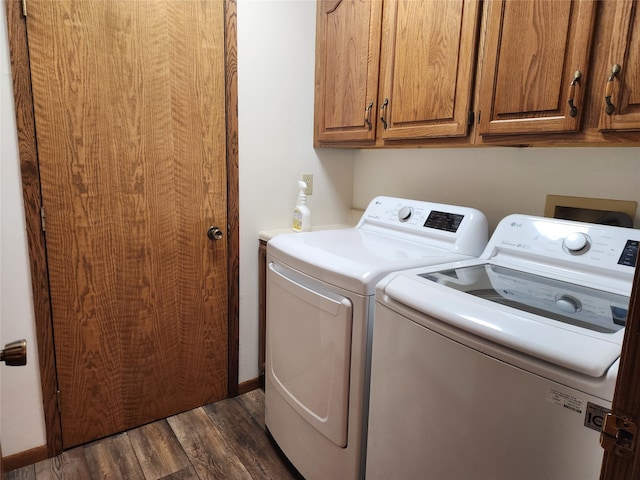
[292,180,311,232]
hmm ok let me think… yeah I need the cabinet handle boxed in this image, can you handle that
[380,98,389,129]
[567,70,582,118]
[605,64,621,115]
[364,101,373,130]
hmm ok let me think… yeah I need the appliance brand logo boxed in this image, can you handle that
[584,402,610,432]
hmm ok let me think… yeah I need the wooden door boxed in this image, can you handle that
[313,0,383,146]
[377,0,481,140]
[25,0,229,448]
[477,0,596,136]
[600,266,640,479]
[598,0,640,132]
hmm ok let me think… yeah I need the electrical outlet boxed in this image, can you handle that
[302,173,313,195]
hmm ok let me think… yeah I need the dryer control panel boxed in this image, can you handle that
[357,196,489,257]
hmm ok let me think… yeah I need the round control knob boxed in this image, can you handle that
[398,206,413,222]
[555,295,582,314]
[563,232,590,253]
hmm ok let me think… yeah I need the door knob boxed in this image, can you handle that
[1,339,27,366]
[207,226,224,241]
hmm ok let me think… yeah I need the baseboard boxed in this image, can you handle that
[3,445,48,472]
[237,377,260,395]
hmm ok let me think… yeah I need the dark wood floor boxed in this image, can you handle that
[6,389,303,480]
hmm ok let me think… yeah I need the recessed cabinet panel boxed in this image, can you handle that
[598,0,640,131]
[478,0,597,136]
[379,0,480,139]
[314,0,383,145]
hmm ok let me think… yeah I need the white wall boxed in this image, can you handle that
[354,148,640,232]
[236,0,355,382]
[0,6,47,457]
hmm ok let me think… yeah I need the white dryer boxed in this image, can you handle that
[367,214,640,480]
[265,196,488,480]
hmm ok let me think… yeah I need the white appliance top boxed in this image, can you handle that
[267,196,488,295]
[377,214,640,380]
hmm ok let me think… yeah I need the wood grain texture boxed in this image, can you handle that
[597,0,640,131]
[379,0,481,139]
[258,241,267,388]
[167,409,252,480]
[204,398,299,480]
[477,0,597,135]
[4,0,63,457]
[6,390,296,480]
[32,448,92,480]
[600,266,640,479]
[236,389,267,431]
[4,465,35,480]
[224,0,241,398]
[128,421,191,480]
[2,447,48,475]
[24,0,228,448]
[7,0,240,459]
[158,467,200,480]
[83,435,145,480]
[474,0,640,145]
[314,0,383,145]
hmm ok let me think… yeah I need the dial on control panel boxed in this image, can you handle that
[555,295,582,314]
[563,232,590,254]
[398,206,413,222]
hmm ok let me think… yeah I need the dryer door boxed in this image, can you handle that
[267,261,353,447]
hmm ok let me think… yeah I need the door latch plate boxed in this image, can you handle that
[600,413,637,459]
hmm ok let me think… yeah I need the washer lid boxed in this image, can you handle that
[267,228,473,295]
[380,265,626,378]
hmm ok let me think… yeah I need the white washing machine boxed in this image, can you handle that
[265,196,488,480]
[367,214,640,480]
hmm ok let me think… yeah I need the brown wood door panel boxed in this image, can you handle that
[598,0,640,131]
[478,0,596,136]
[26,0,228,448]
[600,265,640,479]
[378,0,481,139]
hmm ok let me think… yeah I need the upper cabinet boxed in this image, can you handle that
[597,0,640,132]
[314,0,481,147]
[314,0,640,147]
[314,0,383,145]
[477,0,596,136]
[377,0,481,141]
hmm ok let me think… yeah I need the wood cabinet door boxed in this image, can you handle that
[477,0,596,136]
[598,0,640,131]
[377,0,481,140]
[314,0,383,146]
[26,0,229,448]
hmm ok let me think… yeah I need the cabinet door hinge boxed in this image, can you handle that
[22,0,27,17]
[467,111,474,126]
[601,413,637,459]
[40,207,45,231]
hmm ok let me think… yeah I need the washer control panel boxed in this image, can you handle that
[489,214,640,272]
[618,240,639,267]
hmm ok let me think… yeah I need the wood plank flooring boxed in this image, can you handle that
[6,390,303,480]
